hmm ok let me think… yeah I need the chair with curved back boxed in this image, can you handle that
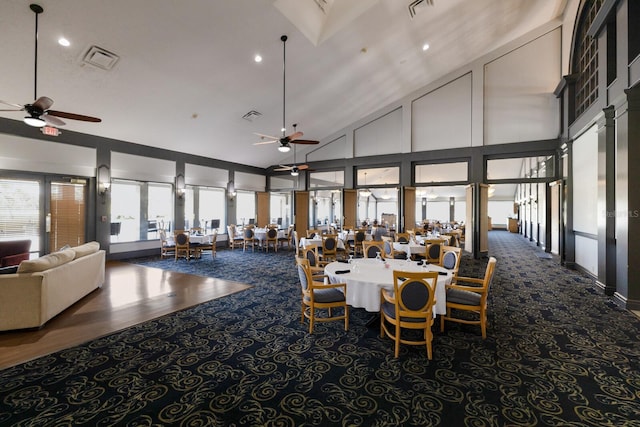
[243,227,257,252]
[380,270,439,359]
[197,230,217,259]
[303,244,327,276]
[395,233,410,243]
[227,225,243,250]
[265,227,278,252]
[173,230,192,261]
[279,225,294,250]
[307,229,320,238]
[438,245,462,282]
[362,241,385,259]
[160,229,175,259]
[296,257,349,334]
[440,256,497,338]
[426,239,446,263]
[352,229,366,257]
[320,234,338,262]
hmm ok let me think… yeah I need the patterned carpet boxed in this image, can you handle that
[1,231,640,426]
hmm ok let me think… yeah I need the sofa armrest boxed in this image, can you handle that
[0,274,45,331]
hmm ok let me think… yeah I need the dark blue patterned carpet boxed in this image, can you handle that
[1,232,640,426]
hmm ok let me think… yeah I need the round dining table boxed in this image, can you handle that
[324,258,451,314]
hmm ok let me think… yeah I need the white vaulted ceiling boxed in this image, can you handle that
[0,0,567,168]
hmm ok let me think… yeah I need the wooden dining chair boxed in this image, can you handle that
[243,227,257,252]
[303,244,327,276]
[173,230,191,261]
[159,229,175,259]
[380,270,439,359]
[227,225,243,250]
[197,230,217,259]
[395,232,410,243]
[438,245,462,282]
[426,239,446,263]
[362,241,385,259]
[320,234,338,262]
[296,257,348,334]
[265,227,278,252]
[440,257,496,339]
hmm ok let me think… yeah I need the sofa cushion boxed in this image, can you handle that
[17,249,75,273]
[71,242,100,259]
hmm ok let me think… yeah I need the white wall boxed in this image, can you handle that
[484,28,562,145]
[572,125,598,235]
[488,200,515,228]
[412,73,472,151]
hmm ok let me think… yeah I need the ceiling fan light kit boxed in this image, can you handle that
[0,4,102,130]
[252,35,319,172]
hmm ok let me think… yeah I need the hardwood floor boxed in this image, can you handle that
[0,261,251,370]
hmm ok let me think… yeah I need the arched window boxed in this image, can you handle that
[572,0,604,118]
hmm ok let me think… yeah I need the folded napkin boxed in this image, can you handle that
[334,270,350,274]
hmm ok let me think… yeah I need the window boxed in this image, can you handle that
[415,162,468,183]
[270,192,291,228]
[0,178,41,255]
[573,0,604,118]
[185,185,226,232]
[110,180,173,242]
[236,190,256,226]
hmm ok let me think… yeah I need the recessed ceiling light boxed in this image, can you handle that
[254,54,262,63]
[58,37,70,47]
[422,43,430,51]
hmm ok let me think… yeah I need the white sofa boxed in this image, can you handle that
[0,242,105,331]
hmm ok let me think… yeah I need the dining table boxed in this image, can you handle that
[324,258,451,315]
[188,234,214,244]
[253,227,285,245]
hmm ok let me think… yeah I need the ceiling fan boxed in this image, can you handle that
[253,35,318,153]
[0,4,102,128]
[273,141,312,176]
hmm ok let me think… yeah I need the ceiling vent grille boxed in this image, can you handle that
[82,45,119,70]
[408,0,434,19]
[242,110,262,122]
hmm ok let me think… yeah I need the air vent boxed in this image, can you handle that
[408,0,434,19]
[242,110,262,121]
[82,45,119,70]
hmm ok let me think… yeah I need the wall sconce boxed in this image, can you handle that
[227,181,236,199]
[175,174,186,199]
[97,165,111,196]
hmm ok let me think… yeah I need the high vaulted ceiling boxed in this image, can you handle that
[0,0,567,169]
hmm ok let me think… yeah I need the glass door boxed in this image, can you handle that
[49,180,87,250]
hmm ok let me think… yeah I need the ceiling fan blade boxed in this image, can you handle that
[288,131,304,141]
[253,139,278,146]
[297,164,310,170]
[33,96,54,111]
[253,132,280,140]
[291,139,319,145]
[46,110,102,122]
[42,114,66,126]
[0,100,24,109]
[0,108,23,112]
[274,164,294,171]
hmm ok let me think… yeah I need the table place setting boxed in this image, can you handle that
[324,257,451,314]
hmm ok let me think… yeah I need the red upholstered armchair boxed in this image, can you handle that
[0,240,32,267]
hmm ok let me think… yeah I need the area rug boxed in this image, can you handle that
[1,232,639,426]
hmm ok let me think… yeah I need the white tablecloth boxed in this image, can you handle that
[325,258,450,314]
[189,234,213,244]
[393,242,426,257]
[253,228,285,243]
